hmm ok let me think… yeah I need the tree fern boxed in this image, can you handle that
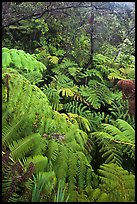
[42,85,63,111]
[84,69,104,83]
[59,87,75,97]
[116,119,135,140]
[53,144,69,181]
[52,58,80,77]
[47,140,59,163]
[76,151,91,190]
[2,47,12,68]
[90,119,134,169]
[2,47,46,72]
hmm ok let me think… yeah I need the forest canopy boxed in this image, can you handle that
[2,2,135,202]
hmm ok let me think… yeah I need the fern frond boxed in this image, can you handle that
[79,186,108,202]
[116,119,135,141]
[92,132,123,166]
[98,163,135,202]
[85,69,104,83]
[47,140,59,162]
[54,144,69,180]
[9,133,41,160]
[67,150,77,202]
[103,120,135,144]
[2,47,46,79]
[2,114,29,147]
[9,49,22,68]
[67,113,91,132]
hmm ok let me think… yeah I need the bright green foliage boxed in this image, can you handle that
[2,67,93,202]
[2,47,46,84]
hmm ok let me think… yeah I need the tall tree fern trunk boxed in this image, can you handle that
[84,2,94,85]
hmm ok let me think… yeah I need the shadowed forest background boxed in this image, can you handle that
[2,2,135,202]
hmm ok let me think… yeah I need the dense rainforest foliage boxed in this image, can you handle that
[2,2,135,202]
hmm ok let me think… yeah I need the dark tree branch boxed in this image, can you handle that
[2,2,115,28]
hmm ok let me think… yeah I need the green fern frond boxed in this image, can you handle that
[76,152,92,190]
[85,69,104,82]
[103,120,135,144]
[67,113,91,132]
[47,55,59,64]
[43,86,62,111]
[79,186,108,202]
[67,150,78,202]
[51,74,74,88]
[9,49,22,68]
[116,119,135,140]
[92,132,123,166]
[2,114,29,147]
[79,82,113,109]
[98,163,135,202]
[54,144,69,180]
[47,140,59,162]
[2,47,46,75]
[104,125,127,140]
[108,72,124,80]
[9,133,41,160]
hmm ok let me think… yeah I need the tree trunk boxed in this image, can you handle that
[84,2,94,85]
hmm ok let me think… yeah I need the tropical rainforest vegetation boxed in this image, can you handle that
[2,2,135,202]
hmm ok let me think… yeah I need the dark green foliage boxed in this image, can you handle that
[89,119,135,173]
[98,163,135,202]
